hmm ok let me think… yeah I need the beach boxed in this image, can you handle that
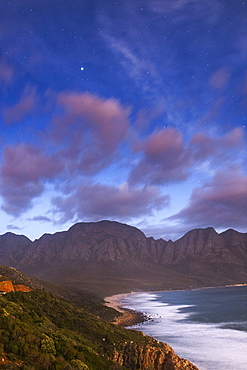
[104,293,146,326]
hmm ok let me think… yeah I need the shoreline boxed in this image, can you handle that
[104,292,148,326]
[104,283,247,327]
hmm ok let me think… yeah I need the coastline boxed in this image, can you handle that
[104,284,247,327]
[104,286,247,370]
[104,292,147,326]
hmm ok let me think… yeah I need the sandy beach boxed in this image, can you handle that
[104,292,146,326]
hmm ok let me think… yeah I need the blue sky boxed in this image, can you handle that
[0,0,246,241]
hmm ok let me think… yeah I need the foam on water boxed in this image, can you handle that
[121,290,247,370]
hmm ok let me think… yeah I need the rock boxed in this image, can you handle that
[112,341,199,370]
[0,280,15,292]
[0,280,32,293]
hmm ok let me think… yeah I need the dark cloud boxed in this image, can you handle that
[52,182,169,224]
[7,224,22,231]
[168,167,247,230]
[31,216,51,222]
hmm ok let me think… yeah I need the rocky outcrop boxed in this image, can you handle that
[0,265,43,290]
[0,280,32,293]
[0,280,15,292]
[112,341,198,370]
[14,284,33,292]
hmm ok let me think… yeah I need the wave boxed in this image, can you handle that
[121,289,247,370]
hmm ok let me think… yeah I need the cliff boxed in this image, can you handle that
[113,341,198,369]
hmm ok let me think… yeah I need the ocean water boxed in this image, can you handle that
[120,286,247,370]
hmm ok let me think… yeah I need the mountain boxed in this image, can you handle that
[0,232,32,266]
[0,221,246,295]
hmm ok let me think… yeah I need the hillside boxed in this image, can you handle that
[0,284,198,369]
[0,221,246,296]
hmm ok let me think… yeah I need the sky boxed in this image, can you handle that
[0,0,246,241]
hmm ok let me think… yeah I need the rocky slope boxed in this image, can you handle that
[0,265,43,290]
[0,221,246,295]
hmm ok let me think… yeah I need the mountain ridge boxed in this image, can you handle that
[0,221,246,295]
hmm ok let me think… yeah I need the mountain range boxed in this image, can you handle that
[0,221,246,296]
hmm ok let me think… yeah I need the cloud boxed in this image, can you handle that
[190,127,244,162]
[101,31,158,91]
[52,182,170,224]
[0,143,62,216]
[51,92,130,174]
[208,67,230,89]
[147,0,194,13]
[31,216,51,222]
[129,127,190,185]
[3,86,38,125]
[168,167,247,229]
[98,6,161,96]
[138,221,194,242]
[0,91,132,217]
[146,0,221,23]
[0,61,14,86]
[7,224,22,231]
[129,127,245,186]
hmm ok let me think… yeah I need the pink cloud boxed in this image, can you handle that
[129,127,244,186]
[129,127,190,185]
[0,61,14,85]
[51,92,130,174]
[3,86,38,125]
[169,167,247,229]
[55,92,130,149]
[52,182,170,223]
[208,67,230,89]
[0,143,62,216]
[0,91,133,216]
[191,127,244,161]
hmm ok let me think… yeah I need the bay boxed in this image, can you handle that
[120,286,247,370]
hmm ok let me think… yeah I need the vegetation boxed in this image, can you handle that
[0,290,153,369]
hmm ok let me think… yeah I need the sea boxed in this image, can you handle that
[120,286,247,370]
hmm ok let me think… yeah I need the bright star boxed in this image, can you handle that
[81,67,84,71]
